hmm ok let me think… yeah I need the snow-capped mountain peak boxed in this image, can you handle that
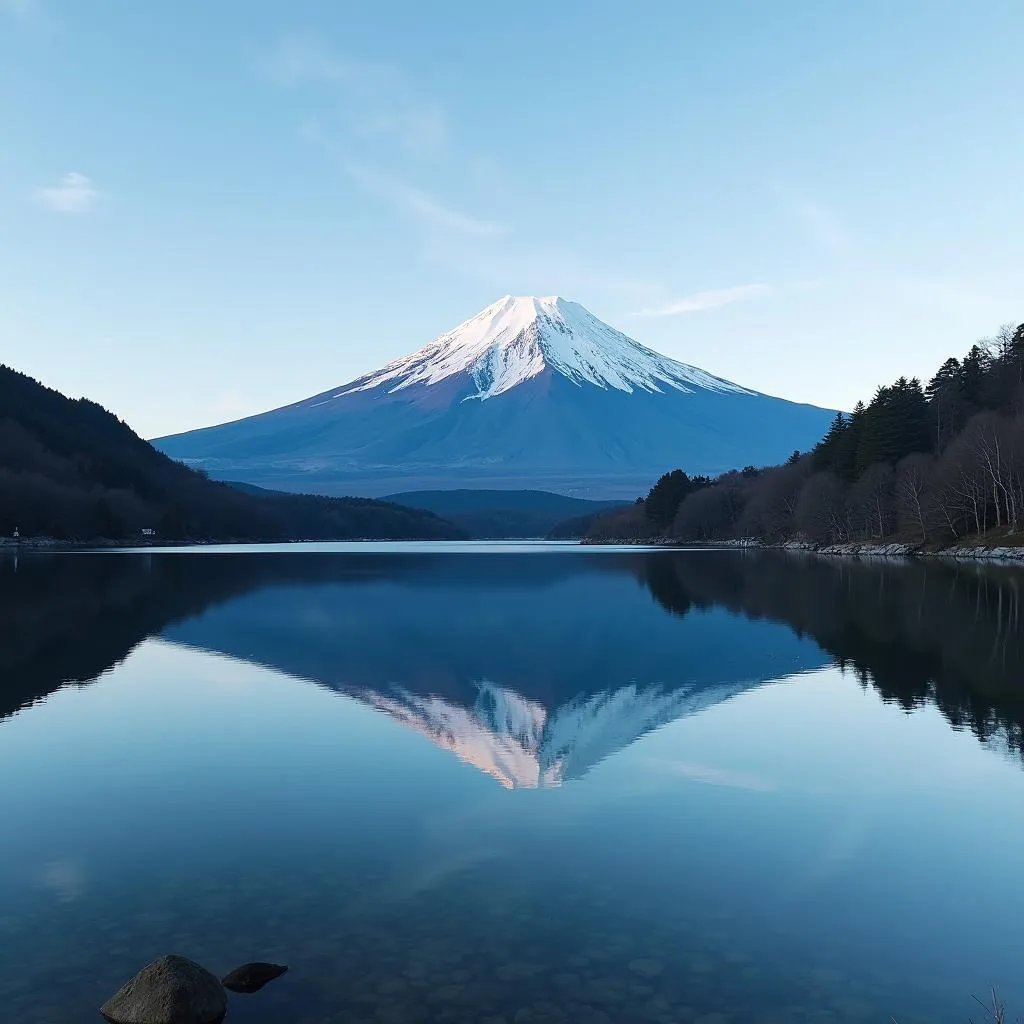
[155,292,837,497]
[340,294,753,402]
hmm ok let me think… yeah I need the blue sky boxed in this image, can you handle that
[2,0,1022,438]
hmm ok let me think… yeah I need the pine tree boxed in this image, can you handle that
[926,357,963,451]
[836,401,865,481]
[960,344,991,407]
[645,469,693,528]
[856,378,929,474]
[812,413,848,474]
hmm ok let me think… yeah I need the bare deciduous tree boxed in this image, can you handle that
[895,453,934,543]
[850,463,895,540]
[795,472,849,544]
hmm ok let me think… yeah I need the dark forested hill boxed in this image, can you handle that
[0,366,465,542]
[591,320,1024,548]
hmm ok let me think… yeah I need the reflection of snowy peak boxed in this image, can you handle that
[360,678,755,789]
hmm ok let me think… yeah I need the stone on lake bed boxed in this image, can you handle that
[221,961,289,994]
[101,955,227,1024]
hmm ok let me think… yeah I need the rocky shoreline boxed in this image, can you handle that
[582,536,1024,563]
[716,538,1024,563]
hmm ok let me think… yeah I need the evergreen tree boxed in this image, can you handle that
[856,378,929,474]
[812,413,848,474]
[836,402,865,481]
[926,357,964,451]
[991,322,1024,412]
[645,469,693,528]
[960,344,991,407]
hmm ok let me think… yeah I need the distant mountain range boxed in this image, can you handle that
[155,296,837,499]
[382,488,628,538]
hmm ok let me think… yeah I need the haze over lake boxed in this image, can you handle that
[1,545,1022,1023]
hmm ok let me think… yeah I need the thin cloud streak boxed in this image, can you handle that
[35,172,99,214]
[636,283,773,317]
[345,162,506,237]
[267,38,448,157]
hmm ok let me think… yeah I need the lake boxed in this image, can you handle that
[1,544,1022,1024]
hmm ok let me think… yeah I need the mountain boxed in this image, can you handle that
[383,488,628,538]
[154,296,837,499]
[0,364,464,542]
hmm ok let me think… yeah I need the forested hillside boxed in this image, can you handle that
[0,366,465,542]
[584,321,1024,547]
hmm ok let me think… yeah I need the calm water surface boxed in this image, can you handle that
[1,545,1023,1023]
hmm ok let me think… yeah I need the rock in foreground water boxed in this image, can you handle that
[101,955,227,1024]
[221,962,288,994]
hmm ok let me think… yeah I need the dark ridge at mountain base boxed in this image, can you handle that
[0,365,465,542]
[383,489,629,538]
[211,466,660,502]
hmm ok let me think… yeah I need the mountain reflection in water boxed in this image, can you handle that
[2,548,1022,779]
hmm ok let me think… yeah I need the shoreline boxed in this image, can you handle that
[0,536,462,551]
[716,539,1024,563]
[581,536,1024,563]
[4,535,1023,564]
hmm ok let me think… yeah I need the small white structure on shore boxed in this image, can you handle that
[141,528,155,537]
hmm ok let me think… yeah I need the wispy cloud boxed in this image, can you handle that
[323,154,502,237]
[345,163,505,237]
[636,282,773,317]
[268,37,656,303]
[267,38,448,158]
[35,172,99,214]
[269,40,503,240]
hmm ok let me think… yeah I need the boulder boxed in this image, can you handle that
[101,955,227,1024]
[221,962,288,994]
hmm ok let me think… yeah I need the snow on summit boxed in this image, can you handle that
[341,295,752,401]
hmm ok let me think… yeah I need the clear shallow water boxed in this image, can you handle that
[1,547,1023,1023]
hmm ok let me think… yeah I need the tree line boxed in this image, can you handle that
[588,320,1024,546]
[0,365,465,542]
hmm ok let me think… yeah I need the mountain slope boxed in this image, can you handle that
[0,365,465,541]
[155,296,837,498]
